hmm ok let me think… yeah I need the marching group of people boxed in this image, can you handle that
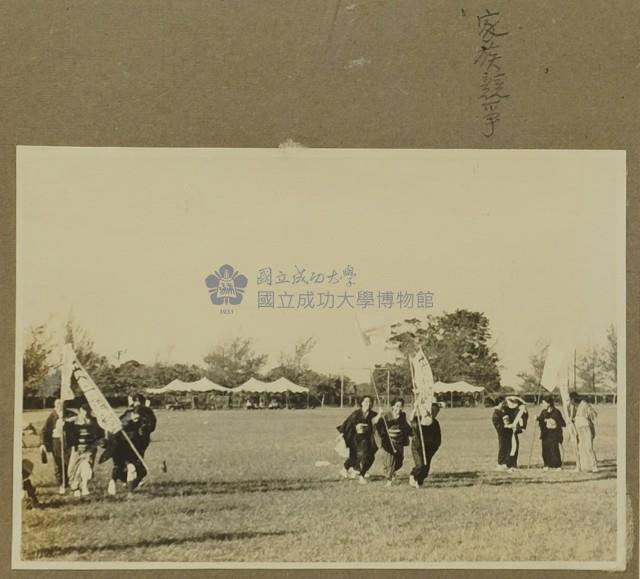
[25,387,600,505]
[29,393,156,503]
[337,395,443,488]
[336,390,600,488]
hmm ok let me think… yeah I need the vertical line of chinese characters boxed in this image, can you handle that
[475,9,509,138]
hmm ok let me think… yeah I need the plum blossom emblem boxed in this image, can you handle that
[205,264,248,305]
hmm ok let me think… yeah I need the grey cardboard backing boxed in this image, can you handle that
[1,1,638,577]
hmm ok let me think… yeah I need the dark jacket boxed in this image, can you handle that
[120,407,156,446]
[375,410,412,454]
[40,410,62,451]
[66,417,103,453]
[537,406,566,442]
[337,408,378,451]
[410,416,442,454]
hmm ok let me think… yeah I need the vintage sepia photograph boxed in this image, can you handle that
[13,147,626,570]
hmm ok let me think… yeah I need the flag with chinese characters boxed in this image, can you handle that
[409,346,435,413]
[63,344,122,434]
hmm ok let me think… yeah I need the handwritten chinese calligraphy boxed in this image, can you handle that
[475,10,509,138]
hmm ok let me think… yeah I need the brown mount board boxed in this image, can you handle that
[1,1,638,578]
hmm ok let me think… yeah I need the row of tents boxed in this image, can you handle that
[145,376,310,396]
[145,377,485,397]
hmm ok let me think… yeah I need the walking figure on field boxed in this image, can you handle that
[337,395,378,484]
[408,398,442,489]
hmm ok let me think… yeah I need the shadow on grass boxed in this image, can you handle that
[145,477,339,498]
[392,460,617,489]
[31,459,617,507]
[29,530,290,559]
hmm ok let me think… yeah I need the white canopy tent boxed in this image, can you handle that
[270,377,309,394]
[232,377,271,393]
[232,376,310,408]
[433,381,485,407]
[188,377,229,393]
[146,377,228,395]
[145,378,186,395]
[233,377,308,394]
[433,381,485,394]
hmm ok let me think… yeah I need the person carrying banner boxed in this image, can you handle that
[133,393,156,457]
[106,414,144,495]
[104,395,155,494]
[498,396,528,471]
[373,398,413,486]
[39,398,71,493]
[63,344,150,495]
[491,396,510,470]
[66,403,104,496]
[337,395,378,484]
[408,398,442,488]
[536,395,566,470]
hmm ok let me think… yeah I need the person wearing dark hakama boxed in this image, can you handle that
[537,395,566,469]
[499,397,528,471]
[104,402,152,495]
[374,398,413,486]
[408,401,442,488]
[492,398,511,470]
[337,395,378,484]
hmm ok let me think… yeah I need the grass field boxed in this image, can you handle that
[19,405,619,563]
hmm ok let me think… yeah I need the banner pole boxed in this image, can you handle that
[408,354,428,468]
[369,368,395,454]
[527,383,543,469]
[60,410,66,491]
[120,429,150,476]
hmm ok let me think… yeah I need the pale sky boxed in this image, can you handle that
[17,147,625,386]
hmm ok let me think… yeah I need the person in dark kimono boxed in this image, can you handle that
[105,398,154,495]
[130,394,156,457]
[495,396,528,472]
[492,396,510,470]
[408,399,442,488]
[373,398,413,486]
[537,395,566,470]
[337,395,378,484]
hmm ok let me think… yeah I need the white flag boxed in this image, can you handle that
[60,343,76,401]
[409,346,434,411]
[540,345,566,392]
[67,347,122,434]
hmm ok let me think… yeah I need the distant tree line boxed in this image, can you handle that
[25,310,614,405]
[22,321,356,405]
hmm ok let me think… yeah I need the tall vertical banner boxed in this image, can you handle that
[540,345,565,392]
[63,343,122,434]
[541,344,576,444]
[409,346,434,414]
[541,345,571,416]
[60,343,76,401]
